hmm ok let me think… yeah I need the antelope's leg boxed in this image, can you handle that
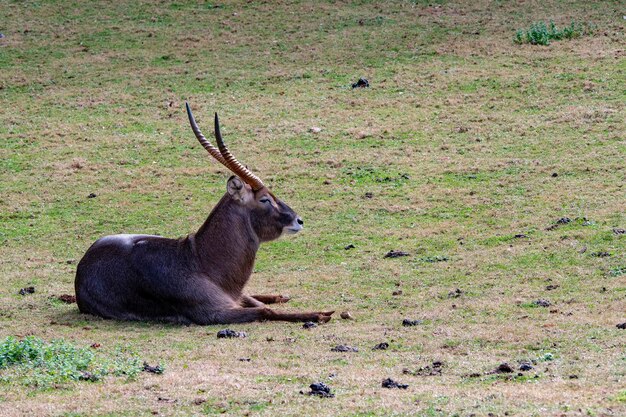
[194,308,334,324]
[251,294,291,304]
[240,294,265,308]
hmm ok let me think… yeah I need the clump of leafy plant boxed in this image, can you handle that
[514,20,588,45]
[0,336,146,389]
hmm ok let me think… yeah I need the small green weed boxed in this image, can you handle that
[0,336,145,389]
[514,21,588,45]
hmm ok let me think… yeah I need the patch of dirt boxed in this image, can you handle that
[381,378,408,389]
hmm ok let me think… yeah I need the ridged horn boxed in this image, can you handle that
[186,102,228,166]
[214,112,265,191]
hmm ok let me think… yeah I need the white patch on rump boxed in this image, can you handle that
[93,234,160,248]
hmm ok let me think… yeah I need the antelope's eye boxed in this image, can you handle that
[260,198,271,204]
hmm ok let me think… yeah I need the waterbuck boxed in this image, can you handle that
[74,103,334,325]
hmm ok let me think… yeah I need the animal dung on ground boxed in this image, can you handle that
[490,363,514,374]
[447,288,463,298]
[301,382,334,398]
[612,228,625,235]
[330,345,358,352]
[519,362,534,371]
[392,290,403,296]
[402,319,423,327]
[344,244,355,250]
[302,321,317,329]
[56,294,76,303]
[340,311,353,320]
[533,299,551,307]
[87,193,97,198]
[351,78,370,88]
[403,361,443,376]
[617,322,626,329]
[18,286,35,295]
[216,329,247,338]
[372,342,389,350]
[381,378,408,389]
[142,362,164,374]
[384,250,410,259]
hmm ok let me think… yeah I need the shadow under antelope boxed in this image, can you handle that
[74,103,334,325]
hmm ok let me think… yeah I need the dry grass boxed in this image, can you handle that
[1,0,625,416]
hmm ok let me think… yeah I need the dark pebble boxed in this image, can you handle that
[142,362,164,374]
[303,321,317,329]
[351,77,370,88]
[569,374,579,379]
[534,299,551,307]
[331,345,358,352]
[372,342,389,350]
[344,244,355,250]
[216,329,247,338]
[18,286,35,295]
[87,193,97,198]
[519,362,533,371]
[551,172,558,177]
[448,288,463,298]
[303,382,334,398]
[381,378,408,389]
[402,319,422,326]
[384,250,410,259]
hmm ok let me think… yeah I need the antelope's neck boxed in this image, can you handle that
[193,195,260,295]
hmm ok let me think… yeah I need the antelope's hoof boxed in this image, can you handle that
[317,311,335,323]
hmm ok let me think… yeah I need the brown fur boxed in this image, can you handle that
[74,177,333,324]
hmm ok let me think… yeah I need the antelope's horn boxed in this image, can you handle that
[186,102,228,166]
[214,112,265,191]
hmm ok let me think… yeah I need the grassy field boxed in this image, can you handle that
[1,0,624,415]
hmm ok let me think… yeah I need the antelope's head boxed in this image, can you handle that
[186,103,303,242]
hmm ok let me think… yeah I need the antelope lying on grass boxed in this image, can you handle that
[75,104,334,325]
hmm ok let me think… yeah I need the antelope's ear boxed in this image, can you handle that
[227,176,253,203]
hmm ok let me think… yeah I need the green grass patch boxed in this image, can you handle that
[514,20,589,45]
